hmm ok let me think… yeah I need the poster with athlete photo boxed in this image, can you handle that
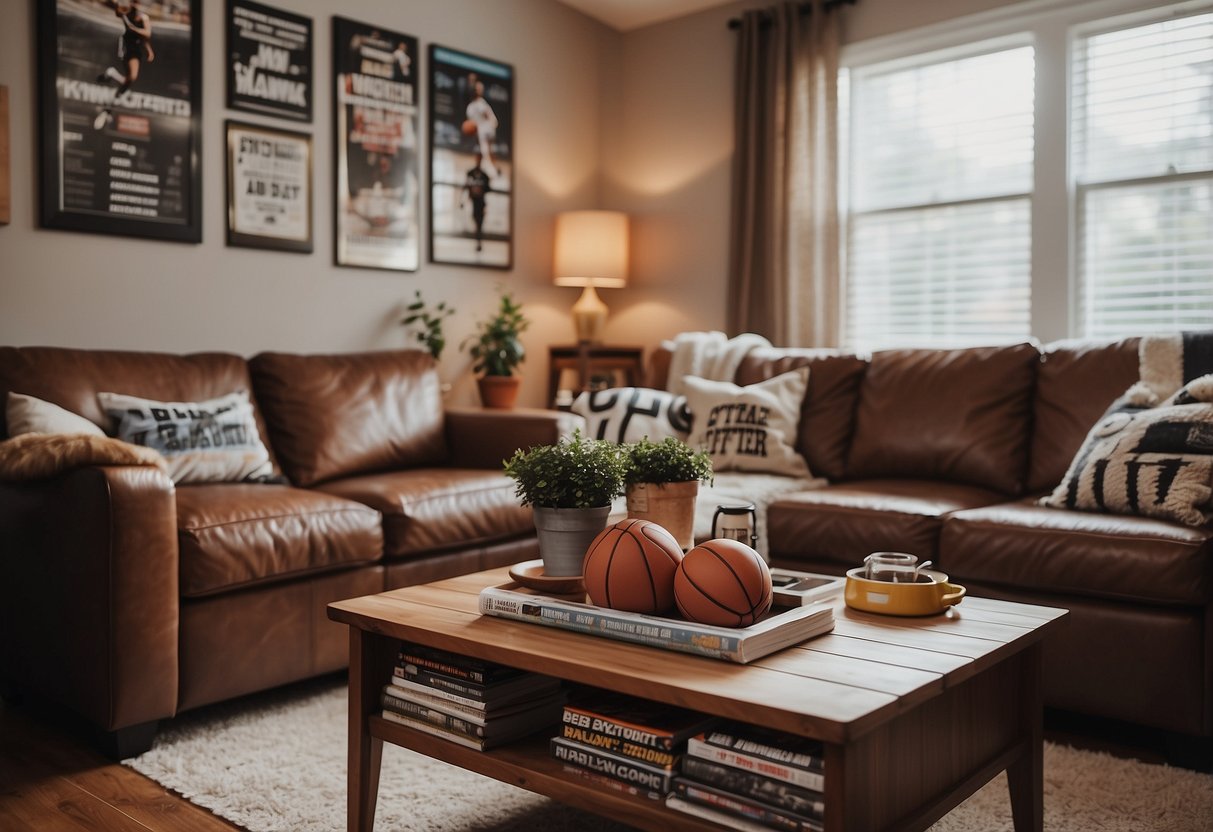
[333,17,419,272]
[227,0,312,122]
[428,45,514,270]
[36,0,201,242]
[225,121,312,253]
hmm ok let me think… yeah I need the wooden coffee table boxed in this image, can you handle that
[328,568,1066,832]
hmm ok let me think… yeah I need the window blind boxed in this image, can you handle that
[845,45,1035,352]
[1074,11,1213,337]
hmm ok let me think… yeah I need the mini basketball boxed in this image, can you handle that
[582,519,684,614]
[461,118,478,136]
[674,539,772,628]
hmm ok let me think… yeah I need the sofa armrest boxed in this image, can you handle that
[0,465,179,732]
[444,407,581,469]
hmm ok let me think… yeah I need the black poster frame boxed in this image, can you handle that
[36,0,203,243]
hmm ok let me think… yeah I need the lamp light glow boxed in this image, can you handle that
[553,210,629,342]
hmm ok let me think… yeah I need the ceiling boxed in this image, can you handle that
[554,0,739,31]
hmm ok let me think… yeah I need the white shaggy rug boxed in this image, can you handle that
[126,678,1213,832]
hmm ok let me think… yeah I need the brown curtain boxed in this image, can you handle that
[727,0,841,347]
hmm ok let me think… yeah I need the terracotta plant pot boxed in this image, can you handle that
[532,505,612,577]
[625,480,700,551]
[477,375,521,409]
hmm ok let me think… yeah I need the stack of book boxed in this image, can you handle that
[667,720,826,831]
[550,688,719,801]
[381,642,563,751]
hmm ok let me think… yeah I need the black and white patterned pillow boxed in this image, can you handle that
[98,390,276,484]
[571,387,690,444]
[1041,376,1213,526]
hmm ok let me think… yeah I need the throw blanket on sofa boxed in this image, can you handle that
[0,433,167,482]
[1041,332,1213,526]
[666,331,771,397]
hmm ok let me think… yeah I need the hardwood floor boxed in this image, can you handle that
[0,698,238,832]
[0,692,1205,832]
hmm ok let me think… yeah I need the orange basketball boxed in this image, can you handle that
[583,519,684,614]
[461,118,478,136]
[674,539,772,628]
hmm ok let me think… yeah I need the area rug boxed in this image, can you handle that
[126,678,1213,832]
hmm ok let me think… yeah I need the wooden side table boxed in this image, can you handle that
[547,344,644,409]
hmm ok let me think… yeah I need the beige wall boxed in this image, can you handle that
[0,0,1041,407]
[602,0,1033,348]
[0,0,615,407]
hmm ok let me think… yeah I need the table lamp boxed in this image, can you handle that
[553,210,628,343]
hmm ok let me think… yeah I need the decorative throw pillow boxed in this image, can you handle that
[571,387,690,443]
[1041,376,1213,526]
[6,392,104,438]
[682,369,811,477]
[98,390,275,485]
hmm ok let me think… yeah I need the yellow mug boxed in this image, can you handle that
[844,567,966,616]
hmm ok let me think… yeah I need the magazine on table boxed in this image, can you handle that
[477,583,834,663]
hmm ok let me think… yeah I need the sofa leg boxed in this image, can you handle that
[99,720,159,760]
[1164,731,1213,772]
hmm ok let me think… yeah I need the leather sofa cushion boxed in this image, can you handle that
[959,583,1205,735]
[316,468,533,558]
[0,346,281,476]
[1026,338,1140,493]
[249,350,446,486]
[845,343,1038,495]
[179,565,384,711]
[766,479,1002,569]
[941,500,1213,606]
[176,484,383,597]
[735,349,867,481]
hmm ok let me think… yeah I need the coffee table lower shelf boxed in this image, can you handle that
[369,715,733,831]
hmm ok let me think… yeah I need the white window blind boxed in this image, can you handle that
[1074,10,1213,338]
[844,45,1035,352]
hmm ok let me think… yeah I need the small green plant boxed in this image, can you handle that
[504,430,627,509]
[465,288,529,377]
[624,437,714,486]
[401,291,455,360]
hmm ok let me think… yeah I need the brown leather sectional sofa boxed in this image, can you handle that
[655,338,1211,758]
[0,347,567,756]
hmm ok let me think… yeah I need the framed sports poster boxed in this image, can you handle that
[226,0,312,122]
[428,45,514,270]
[225,120,312,253]
[36,0,202,243]
[332,17,420,272]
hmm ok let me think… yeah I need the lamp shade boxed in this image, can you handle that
[553,210,628,288]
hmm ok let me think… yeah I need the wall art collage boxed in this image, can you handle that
[34,0,514,270]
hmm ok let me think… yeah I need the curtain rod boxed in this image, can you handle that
[727,0,857,30]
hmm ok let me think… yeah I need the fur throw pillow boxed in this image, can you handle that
[0,433,168,482]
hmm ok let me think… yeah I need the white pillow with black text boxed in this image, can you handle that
[682,369,810,477]
[98,390,274,484]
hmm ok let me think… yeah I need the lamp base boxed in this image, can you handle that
[571,284,608,344]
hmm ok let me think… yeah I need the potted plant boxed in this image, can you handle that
[400,290,454,360]
[504,430,627,576]
[624,437,713,551]
[465,288,528,409]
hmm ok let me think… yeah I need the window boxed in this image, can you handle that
[843,44,1035,352]
[839,1,1213,351]
[1074,10,1213,337]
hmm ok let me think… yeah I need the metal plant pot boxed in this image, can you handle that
[532,504,612,577]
